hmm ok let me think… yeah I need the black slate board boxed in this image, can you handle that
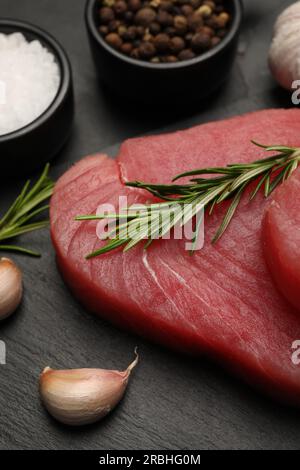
[0,0,300,450]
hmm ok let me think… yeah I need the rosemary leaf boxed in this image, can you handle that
[0,245,41,257]
[212,183,246,244]
[249,172,270,200]
[264,174,271,197]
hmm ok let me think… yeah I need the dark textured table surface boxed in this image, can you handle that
[0,0,299,451]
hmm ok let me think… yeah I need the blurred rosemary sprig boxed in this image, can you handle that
[0,164,54,257]
[76,142,300,258]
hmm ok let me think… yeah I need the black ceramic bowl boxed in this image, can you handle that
[85,0,242,105]
[0,19,74,174]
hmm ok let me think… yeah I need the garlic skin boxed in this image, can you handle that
[269,1,300,90]
[39,351,138,426]
[0,257,23,320]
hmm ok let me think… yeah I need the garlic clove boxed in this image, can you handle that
[39,350,139,426]
[0,257,23,321]
[269,1,300,90]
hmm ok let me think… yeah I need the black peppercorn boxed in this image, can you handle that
[149,22,161,35]
[138,41,156,59]
[97,0,231,63]
[205,14,219,29]
[188,12,203,31]
[157,10,174,27]
[99,7,115,25]
[135,7,156,26]
[190,32,211,52]
[122,25,137,40]
[99,7,115,24]
[105,32,123,49]
[136,25,145,37]
[128,0,142,12]
[121,42,133,54]
[170,36,185,53]
[200,26,214,37]
[181,5,193,16]
[178,48,196,60]
[124,11,134,22]
[114,0,127,16]
[163,55,178,63]
[153,33,170,53]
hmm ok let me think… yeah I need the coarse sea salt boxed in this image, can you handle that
[0,32,60,136]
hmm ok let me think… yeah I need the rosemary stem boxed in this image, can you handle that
[76,142,300,258]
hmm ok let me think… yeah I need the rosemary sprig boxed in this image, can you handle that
[0,164,54,257]
[76,142,300,258]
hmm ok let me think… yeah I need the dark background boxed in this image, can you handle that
[0,0,298,450]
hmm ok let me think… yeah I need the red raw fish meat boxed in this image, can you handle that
[50,109,300,405]
[263,169,300,310]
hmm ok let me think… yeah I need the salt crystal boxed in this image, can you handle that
[0,32,60,136]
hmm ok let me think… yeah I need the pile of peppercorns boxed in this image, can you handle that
[97,0,231,63]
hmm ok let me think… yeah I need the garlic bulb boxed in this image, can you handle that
[269,1,300,90]
[39,350,139,426]
[0,257,23,320]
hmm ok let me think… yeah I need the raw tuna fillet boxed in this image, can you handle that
[51,109,300,405]
[263,169,300,310]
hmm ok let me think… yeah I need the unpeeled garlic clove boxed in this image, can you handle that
[39,350,139,426]
[269,1,300,90]
[0,257,23,320]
